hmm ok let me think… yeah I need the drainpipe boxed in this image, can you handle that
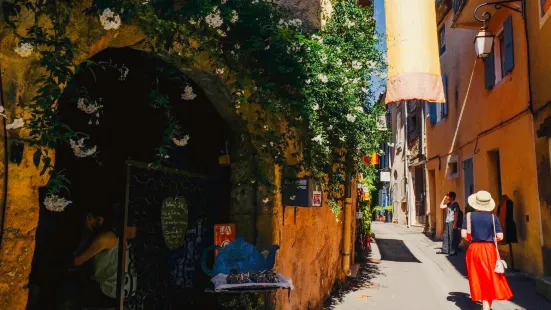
[404,102,411,228]
[342,153,353,276]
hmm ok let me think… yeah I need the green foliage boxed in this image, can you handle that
[218,293,264,310]
[4,0,388,214]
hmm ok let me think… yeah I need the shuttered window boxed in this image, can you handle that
[442,74,449,118]
[503,16,514,74]
[484,51,495,89]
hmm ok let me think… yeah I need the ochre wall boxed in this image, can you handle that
[526,0,551,276]
[426,10,543,275]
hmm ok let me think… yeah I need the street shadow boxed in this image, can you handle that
[377,238,421,263]
[447,292,480,310]
[323,254,384,309]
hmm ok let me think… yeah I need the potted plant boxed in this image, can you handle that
[384,205,394,223]
[371,205,383,222]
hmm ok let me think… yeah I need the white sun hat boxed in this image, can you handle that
[468,190,496,212]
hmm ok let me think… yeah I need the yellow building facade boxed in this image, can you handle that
[426,1,543,276]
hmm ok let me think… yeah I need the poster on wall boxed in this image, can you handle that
[312,191,322,207]
[214,224,236,256]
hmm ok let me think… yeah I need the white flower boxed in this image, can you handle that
[339,136,346,142]
[288,18,302,28]
[265,45,270,50]
[14,42,34,58]
[345,19,355,28]
[77,98,102,114]
[235,43,240,50]
[352,60,362,70]
[190,18,197,25]
[230,10,239,23]
[320,53,328,64]
[6,118,24,130]
[172,134,190,147]
[335,59,342,67]
[328,125,333,130]
[216,68,225,75]
[205,7,224,28]
[313,104,320,111]
[181,86,197,100]
[119,64,129,81]
[270,142,274,147]
[0,106,6,119]
[317,73,328,83]
[346,114,356,123]
[263,198,270,203]
[221,0,227,3]
[312,134,324,144]
[217,29,227,37]
[70,138,97,158]
[99,8,122,30]
[44,195,72,212]
[306,79,311,84]
[355,106,364,113]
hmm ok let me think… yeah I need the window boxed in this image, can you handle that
[448,162,458,174]
[488,150,503,199]
[438,26,446,56]
[494,32,506,80]
[447,155,459,179]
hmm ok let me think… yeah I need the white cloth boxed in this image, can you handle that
[211,272,294,302]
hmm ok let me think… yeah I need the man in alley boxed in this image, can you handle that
[438,192,461,256]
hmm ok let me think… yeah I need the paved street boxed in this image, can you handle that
[325,222,551,310]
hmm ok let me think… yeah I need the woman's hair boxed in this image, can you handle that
[448,192,457,199]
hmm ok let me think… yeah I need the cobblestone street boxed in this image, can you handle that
[325,223,551,310]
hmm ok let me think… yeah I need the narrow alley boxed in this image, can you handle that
[326,223,551,310]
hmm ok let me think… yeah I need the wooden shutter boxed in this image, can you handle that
[484,52,495,89]
[429,103,437,125]
[442,74,449,118]
[503,16,515,74]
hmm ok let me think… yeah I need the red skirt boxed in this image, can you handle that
[466,242,513,301]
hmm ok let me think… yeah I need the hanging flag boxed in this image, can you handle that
[362,156,370,164]
[371,152,379,165]
[384,0,446,104]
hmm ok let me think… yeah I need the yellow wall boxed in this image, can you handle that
[426,10,543,275]
[526,0,551,276]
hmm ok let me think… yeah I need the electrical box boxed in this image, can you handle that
[282,177,323,207]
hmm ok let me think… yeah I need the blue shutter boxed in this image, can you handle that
[429,103,437,125]
[504,15,515,74]
[484,52,495,89]
[442,74,449,118]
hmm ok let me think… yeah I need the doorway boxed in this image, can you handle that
[428,170,436,234]
[463,158,474,214]
[414,165,426,224]
[28,47,233,310]
[488,150,503,202]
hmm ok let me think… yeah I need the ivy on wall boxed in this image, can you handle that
[1,0,388,215]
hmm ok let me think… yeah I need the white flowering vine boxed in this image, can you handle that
[172,134,190,147]
[6,118,24,130]
[181,86,197,100]
[44,195,72,212]
[230,10,239,23]
[352,60,362,70]
[346,114,356,123]
[317,73,328,83]
[70,138,97,158]
[205,7,223,28]
[0,106,6,119]
[14,42,34,58]
[99,8,122,30]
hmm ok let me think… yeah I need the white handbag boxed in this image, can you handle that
[492,216,507,274]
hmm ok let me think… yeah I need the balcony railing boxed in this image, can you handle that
[452,0,466,14]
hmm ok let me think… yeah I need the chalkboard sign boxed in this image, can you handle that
[161,197,189,250]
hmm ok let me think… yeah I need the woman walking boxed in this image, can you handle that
[461,191,513,310]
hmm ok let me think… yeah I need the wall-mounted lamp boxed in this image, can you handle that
[473,1,524,58]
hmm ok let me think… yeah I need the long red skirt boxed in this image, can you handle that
[466,242,513,301]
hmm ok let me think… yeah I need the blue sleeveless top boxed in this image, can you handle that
[461,212,503,242]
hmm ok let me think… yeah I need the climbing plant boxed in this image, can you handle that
[1,0,387,214]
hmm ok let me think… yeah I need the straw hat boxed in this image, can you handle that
[468,191,496,212]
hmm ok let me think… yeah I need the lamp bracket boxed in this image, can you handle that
[474,0,523,24]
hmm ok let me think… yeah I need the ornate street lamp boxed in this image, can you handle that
[473,0,524,58]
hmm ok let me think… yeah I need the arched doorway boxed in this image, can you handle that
[28,47,233,309]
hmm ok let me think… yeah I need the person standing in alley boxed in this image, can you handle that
[438,192,460,256]
[461,191,512,310]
